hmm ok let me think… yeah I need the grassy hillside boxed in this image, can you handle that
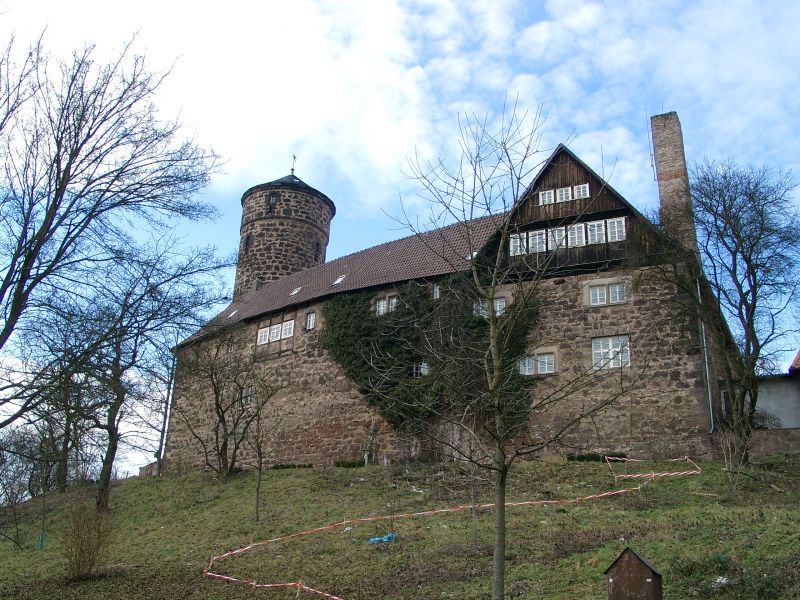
[1,456,799,599]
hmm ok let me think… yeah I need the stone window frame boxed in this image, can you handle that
[584,278,629,307]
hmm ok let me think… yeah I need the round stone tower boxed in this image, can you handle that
[233,173,335,299]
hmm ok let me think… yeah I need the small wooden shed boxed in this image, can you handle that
[604,547,663,600]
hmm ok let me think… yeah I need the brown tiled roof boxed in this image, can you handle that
[790,350,800,375]
[208,213,504,329]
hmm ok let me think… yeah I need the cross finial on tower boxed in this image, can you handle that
[291,154,297,176]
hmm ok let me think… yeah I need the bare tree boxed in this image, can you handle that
[23,239,227,510]
[655,160,799,465]
[173,323,283,480]
[332,104,650,599]
[0,36,219,427]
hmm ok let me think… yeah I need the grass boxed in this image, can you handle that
[1,455,799,599]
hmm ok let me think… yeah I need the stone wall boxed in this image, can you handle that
[749,428,800,457]
[511,267,713,459]
[234,186,334,298]
[164,301,411,474]
[165,264,716,474]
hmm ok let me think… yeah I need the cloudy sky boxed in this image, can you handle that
[3,0,798,274]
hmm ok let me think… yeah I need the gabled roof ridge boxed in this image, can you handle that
[517,143,654,226]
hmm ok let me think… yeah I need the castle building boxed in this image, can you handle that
[164,112,723,471]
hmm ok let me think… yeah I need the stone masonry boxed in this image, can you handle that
[234,177,335,299]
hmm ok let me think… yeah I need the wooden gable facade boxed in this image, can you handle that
[507,145,659,276]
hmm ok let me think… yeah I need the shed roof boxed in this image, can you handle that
[604,547,662,576]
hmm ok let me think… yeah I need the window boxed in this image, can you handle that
[332,274,346,286]
[536,353,555,374]
[281,320,295,339]
[269,324,281,342]
[607,217,626,242]
[413,362,430,378]
[549,226,566,250]
[510,233,527,256]
[592,335,630,369]
[289,286,302,296]
[608,282,626,304]
[238,385,253,410]
[720,388,729,420]
[257,327,270,345]
[586,220,606,244]
[473,298,506,317]
[432,284,441,300]
[589,282,627,306]
[518,356,535,375]
[519,353,555,375]
[574,183,590,199]
[568,223,586,247]
[376,295,398,316]
[589,285,607,306]
[305,312,316,330]
[528,230,547,253]
[557,187,572,202]
[539,190,554,205]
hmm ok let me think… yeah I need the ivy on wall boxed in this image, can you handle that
[320,274,539,434]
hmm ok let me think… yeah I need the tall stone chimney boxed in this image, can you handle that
[650,112,697,251]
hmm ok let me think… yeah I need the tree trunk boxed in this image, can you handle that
[492,464,508,600]
[96,376,125,512]
[55,407,73,492]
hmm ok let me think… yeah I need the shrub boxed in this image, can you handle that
[62,501,114,580]
[334,458,365,468]
[270,463,313,470]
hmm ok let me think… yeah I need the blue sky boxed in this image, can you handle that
[4,0,798,472]
[3,0,798,279]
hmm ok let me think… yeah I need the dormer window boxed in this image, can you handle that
[290,287,302,296]
[332,274,346,286]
